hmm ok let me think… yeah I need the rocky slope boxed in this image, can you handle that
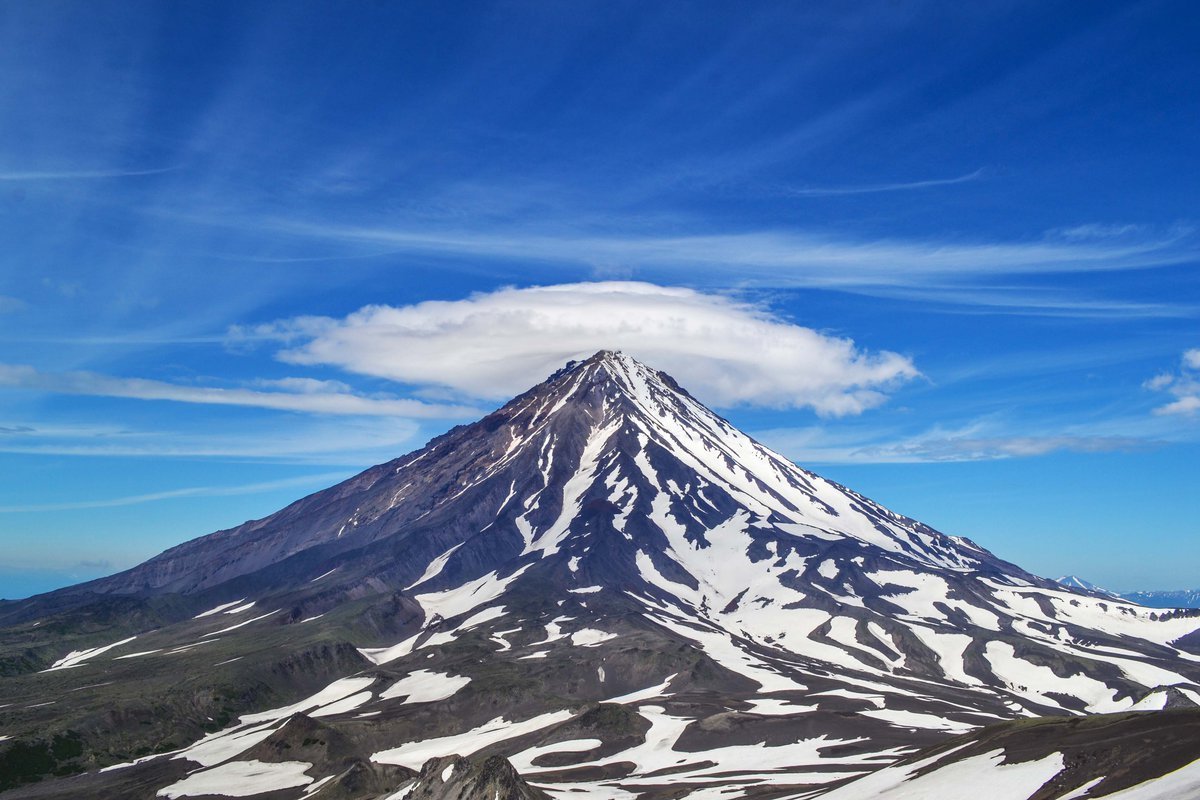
[401,755,551,800]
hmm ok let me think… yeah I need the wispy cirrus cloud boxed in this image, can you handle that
[849,433,1151,463]
[1050,223,1147,242]
[0,364,478,418]
[263,217,1197,289]
[758,422,1156,465]
[0,472,351,513]
[845,284,1192,319]
[0,416,421,463]
[0,166,177,181]
[781,167,986,197]
[240,281,920,417]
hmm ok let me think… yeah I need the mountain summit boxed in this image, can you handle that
[3,351,1199,799]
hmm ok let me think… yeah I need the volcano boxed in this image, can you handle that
[2,350,1198,799]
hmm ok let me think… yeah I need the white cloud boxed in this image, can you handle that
[1160,396,1200,415]
[1147,349,1200,416]
[269,219,1196,288]
[0,364,476,418]
[1144,373,1175,391]
[247,281,919,416]
[0,416,421,463]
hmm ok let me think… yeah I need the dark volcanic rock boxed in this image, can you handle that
[402,755,551,800]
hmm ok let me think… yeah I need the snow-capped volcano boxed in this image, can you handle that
[76,349,1024,599]
[1054,575,1119,596]
[2,351,1199,799]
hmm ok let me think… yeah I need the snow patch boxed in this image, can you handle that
[42,636,138,671]
[221,601,256,615]
[194,600,246,618]
[176,722,285,767]
[309,568,338,583]
[603,674,676,704]
[415,564,532,624]
[405,543,464,591]
[816,748,1064,800]
[371,710,574,769]
[114,649,162,660]
[459,606,506,630]
[157,759,313,798]
[201,610,278,638]
[381,670,471,703]
[571,628,616,647]
[241,676,376,725]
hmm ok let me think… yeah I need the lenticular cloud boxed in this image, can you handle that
[248,282,919,416]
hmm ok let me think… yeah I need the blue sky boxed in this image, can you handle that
[1,0,1197,598]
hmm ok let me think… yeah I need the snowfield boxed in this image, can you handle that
[156,760,313,798]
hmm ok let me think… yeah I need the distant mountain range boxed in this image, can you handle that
[2,351,1199,799]
[1056,575,1200,609]
[1121,589,1200,609]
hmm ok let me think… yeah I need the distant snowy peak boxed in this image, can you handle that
[1053,576,1200,609]
[1056,575,1114,594]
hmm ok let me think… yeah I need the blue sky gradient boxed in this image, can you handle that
[1,1,1197,597]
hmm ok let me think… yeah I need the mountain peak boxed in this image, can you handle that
[77,350,1020,599]
[584,347,624,362]
[512,348,693,434]
[552,348,651,384]
[536,348,640,394]
[1055,574,1119,598]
